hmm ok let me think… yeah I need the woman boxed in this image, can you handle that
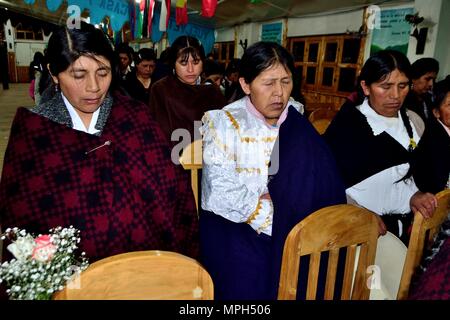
[0,22,198,262]
[411,84,450,193]
[324,50,437,244]
[200,42,346,299]
[122,48,156,104]
[28,51,45,105]
[404,57,439,121]
[149,36,226,145]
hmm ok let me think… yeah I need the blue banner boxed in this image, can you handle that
[22,0,129,32]
[151,11,215,55]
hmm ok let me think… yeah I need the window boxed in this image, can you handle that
[214,41,235,67]
[288,34,365,106]
[15,29,43,41]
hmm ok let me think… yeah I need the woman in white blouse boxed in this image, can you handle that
[199,41,346,300]
[324,50,437,244]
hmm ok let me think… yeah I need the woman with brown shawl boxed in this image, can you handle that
[149,36,226,145]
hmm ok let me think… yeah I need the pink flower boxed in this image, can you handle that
[32,235,57,263]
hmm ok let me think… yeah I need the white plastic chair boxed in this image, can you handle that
[369,232,407,300]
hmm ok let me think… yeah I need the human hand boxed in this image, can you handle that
[410,191,438,219]
[260,193,271,201]
[374,213,387,236]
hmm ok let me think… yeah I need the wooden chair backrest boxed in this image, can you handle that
[179,139,202,211]
[397,189,450,300]
[53,250,214,300]
[277,204,378,300]
[307,108,337,135]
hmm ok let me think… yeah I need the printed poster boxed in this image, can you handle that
[370,8,414,55]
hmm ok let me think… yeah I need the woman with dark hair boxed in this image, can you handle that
[324,50,437,244]
[404,57,439,121]
[122,47,156,104]
[200,41,346,299]
[0,22,198,263]
[148,35,226,144]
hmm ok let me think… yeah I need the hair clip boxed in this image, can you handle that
[85,140,111,155]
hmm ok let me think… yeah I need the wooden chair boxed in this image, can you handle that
[397,189,450,300]
[307,108,337,135]
[277,204,379,300]
[179,139,202,211]
[53,250,214,300]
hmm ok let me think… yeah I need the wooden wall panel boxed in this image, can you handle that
[16,66,30,83]
[7,52,16,83]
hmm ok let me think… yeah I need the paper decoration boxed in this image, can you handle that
[159,0,171,32]
[176,0,188,25]
[201,0,217,18]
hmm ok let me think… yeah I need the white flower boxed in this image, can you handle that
[7,235,35,261]
[0,226,89,300]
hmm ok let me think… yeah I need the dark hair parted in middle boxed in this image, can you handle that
[359,50,412,86]
[46,22,117,85]
[239,41,295,84]
[168,36,205,69]
[350,50,412,105]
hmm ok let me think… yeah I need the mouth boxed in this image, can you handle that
[270,102,284,109]
[84,98,101,105]
[385,103,401,108]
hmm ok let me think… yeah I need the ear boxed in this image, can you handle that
[432,108,440,119]
[239,77,251,95]
[47,63,58,84]
[360,80,370,96]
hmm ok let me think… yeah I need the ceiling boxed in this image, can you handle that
[187,0,413,29]
[0,0,413,30]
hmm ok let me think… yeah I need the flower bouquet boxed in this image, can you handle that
[0,226,89,300]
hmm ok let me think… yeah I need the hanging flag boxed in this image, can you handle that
[142,0,149,38]
[201,0,217,18]
[129,0,136,40]
[135,0,145,39]
[147,0,155,36]
[159,0,171,32]
[176,0,188,26]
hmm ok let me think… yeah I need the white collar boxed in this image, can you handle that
[61,93,100,135]
[358,98,400,136]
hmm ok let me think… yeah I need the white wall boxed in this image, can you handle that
[434,0,450,79]
[15,42,47,66]
[216,0,447,75]
[287,10,364,37]
[406,0,442,63]
[215,27,234,42]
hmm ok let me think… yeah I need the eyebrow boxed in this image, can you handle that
[380,80,409,85]
[70,66,111,72]
[262,76,291,81]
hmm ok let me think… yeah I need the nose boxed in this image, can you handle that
[273,81,283,96]
[86,74,100,93]
[390,86,400,99]
[187,61,194,73]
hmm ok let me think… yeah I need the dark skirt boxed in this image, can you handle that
[199,210,274,300]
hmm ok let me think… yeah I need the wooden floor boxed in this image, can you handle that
[0,83,34,174]
[0,84,32,257]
